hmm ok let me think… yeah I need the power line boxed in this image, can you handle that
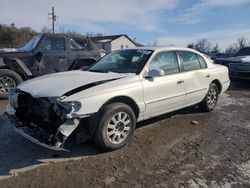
[48,6,57,34]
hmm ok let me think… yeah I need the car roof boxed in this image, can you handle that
[124,47,201,53]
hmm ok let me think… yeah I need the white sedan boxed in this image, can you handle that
[6,47,230,151]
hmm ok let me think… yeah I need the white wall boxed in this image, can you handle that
[111,36,137,51]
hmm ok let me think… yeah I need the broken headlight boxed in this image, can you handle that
[59,101,82,118]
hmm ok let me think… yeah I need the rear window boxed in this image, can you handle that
[178,51,201,71]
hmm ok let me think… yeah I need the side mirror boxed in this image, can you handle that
[145,68,164,78]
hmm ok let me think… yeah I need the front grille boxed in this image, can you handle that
[230,63,250,72]
[230,70,250,77]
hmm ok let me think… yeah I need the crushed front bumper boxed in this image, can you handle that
[14,126,68,151]
[7,104,80,151]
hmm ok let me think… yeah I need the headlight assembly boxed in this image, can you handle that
[60,101,82,114]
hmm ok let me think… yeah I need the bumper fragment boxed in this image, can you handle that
[14,126,68,151]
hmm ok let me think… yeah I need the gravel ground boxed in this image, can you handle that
[0,100,7,115]
[0,81,249,187]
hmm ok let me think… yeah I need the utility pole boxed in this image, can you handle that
[48,6,57,34]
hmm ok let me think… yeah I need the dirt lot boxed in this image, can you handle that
[0,82,250,187]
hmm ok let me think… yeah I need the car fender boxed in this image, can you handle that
[2,57,32,79]
[62,77,146,120]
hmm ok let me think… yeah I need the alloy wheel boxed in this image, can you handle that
[0,76,16,95]
[207,87,217,108]
[106,112,131,144]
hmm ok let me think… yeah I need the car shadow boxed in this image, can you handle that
[136,105,201,129]
[0,114,102,178]
[0,105,204,179]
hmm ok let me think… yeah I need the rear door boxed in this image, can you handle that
[142,51,186,118]
[38,36,68,75]
[177,51,210,106]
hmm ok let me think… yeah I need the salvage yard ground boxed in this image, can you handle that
[0,82,250,187]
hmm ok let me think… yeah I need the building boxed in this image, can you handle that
[91,35,139,52]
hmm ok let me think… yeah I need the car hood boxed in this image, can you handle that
[0,50,32,58]
[18,71,130,97]
[216,56,250,63]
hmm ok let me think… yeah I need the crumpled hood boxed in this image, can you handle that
[18,71,128,97]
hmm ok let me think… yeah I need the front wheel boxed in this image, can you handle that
[199,83,219,112]
[94,103,136,151]
[0,69,23,99]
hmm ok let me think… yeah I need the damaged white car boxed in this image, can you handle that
[6,47,230,151]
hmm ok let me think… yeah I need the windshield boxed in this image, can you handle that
[89,49,153,74]
[18,35,42,51]
[235,47,250,56]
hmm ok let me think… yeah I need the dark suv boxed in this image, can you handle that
[214,47,250,81]
[0,34,102,98]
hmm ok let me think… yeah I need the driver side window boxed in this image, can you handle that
[149,51,180,75]
[40,37,66,52]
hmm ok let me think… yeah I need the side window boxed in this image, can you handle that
[149,51,180,75]
[197,55,207,69]
[69,38,82,50]
[178,51,201,71]
[40,37,66,52]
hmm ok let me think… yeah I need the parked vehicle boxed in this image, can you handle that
[214,47,250,80]
[6,47,230,151]
[210,53,228,60]
[0,34,102,98]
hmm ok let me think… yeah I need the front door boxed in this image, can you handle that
[38,36,68,75]
[142,51,186,118]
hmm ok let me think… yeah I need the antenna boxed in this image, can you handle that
[48,7,57,34]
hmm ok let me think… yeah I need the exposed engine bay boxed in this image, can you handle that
[7,90,91,151]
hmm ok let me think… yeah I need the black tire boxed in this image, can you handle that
[94,103,136,151]
[0,69,23,99]
[199,83,219,112]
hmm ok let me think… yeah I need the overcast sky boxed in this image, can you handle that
[1,0,250,49]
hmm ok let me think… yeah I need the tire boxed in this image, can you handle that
[94,103,136,151]
[0,69,23,99]
[199,83,219,112]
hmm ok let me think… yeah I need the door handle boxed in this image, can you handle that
[206,74,210,78]
[59,55,67,58]
[177,80,184,84]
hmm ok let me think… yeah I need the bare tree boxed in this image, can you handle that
[211,43,220,53]
[187,43,195,49]
[41,26,51,33]
[237,36,248,49]
[225,44,238,56]
[194,39,212,53]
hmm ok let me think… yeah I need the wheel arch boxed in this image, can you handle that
[101,96,140,120]
[2,57,32,80]
[211,79,222,93]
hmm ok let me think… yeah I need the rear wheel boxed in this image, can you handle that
[199,83,219,112]
[94,103,136,151]
[0,69,23,99]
